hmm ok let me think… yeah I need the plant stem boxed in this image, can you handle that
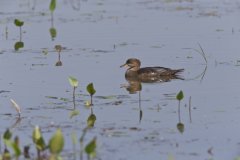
[51,11,54,28]
[90,95,93,106]
[189,96,192,123]
[20,27,22,42]
[178,100,181,123]
[73,86,76,109]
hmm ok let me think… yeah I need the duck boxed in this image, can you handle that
[120,58,184,83]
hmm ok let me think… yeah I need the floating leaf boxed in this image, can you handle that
[32,126,46,151]
[86,83,96,96]
[14,41,24,51]
[49,0,56,12]
[14,19,24,27]
[176,90,184,101]
[177,122,184,134]
[85,137,97,158]
[49,128,64,154]
[68,76,78,88]
[87,114,96,127]
[69,110,80,119]
[49,27,57,40]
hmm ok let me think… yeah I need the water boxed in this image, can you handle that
[0,0,240,159]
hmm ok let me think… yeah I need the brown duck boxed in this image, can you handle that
[120,58,184,83]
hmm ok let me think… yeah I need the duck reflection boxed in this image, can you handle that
[121,58,184,123]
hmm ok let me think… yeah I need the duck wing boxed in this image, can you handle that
[138,67,184,76]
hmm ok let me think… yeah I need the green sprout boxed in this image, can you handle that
[86,83,96,106]
[68,76,78,109]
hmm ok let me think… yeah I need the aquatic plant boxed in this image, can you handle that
[49,128,64,159]
[68,76,79,109]
[87,113,96,128]
[0,125,98,159]
[85,137,97,160]
[14,19,24,51]
[49,0,57,40]
[86,83,96,106]
[55,45,62,66]
[14,19,24,40]
[32,126,46,158]
[2,129,22,159]
[176,90,185,134]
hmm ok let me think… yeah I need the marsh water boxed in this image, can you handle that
[1,0,240,159]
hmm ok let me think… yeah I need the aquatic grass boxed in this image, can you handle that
[10,99,21,118]
[183,43,208,82]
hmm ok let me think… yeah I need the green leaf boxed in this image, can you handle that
[32,126,46,151]
[49,27,57,40]
[11,136,21,157]
[49,0,56,12]
[85,137,97,157]
[14,19,24,27]
[87,114,96,127]
[176,90,184,101]
[3,129,12,141]
[69,110,80,119]
[68,76,78,88]
[177,122,184,134]
[49,128,64,154]
[86,83,96,96]
[14,41,24,51]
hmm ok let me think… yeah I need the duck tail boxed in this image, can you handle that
[173,69,184,80]
[174,69,184,74]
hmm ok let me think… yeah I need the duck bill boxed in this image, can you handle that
[120,63,128,68]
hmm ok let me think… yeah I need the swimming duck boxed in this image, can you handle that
[120,58,184,83]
